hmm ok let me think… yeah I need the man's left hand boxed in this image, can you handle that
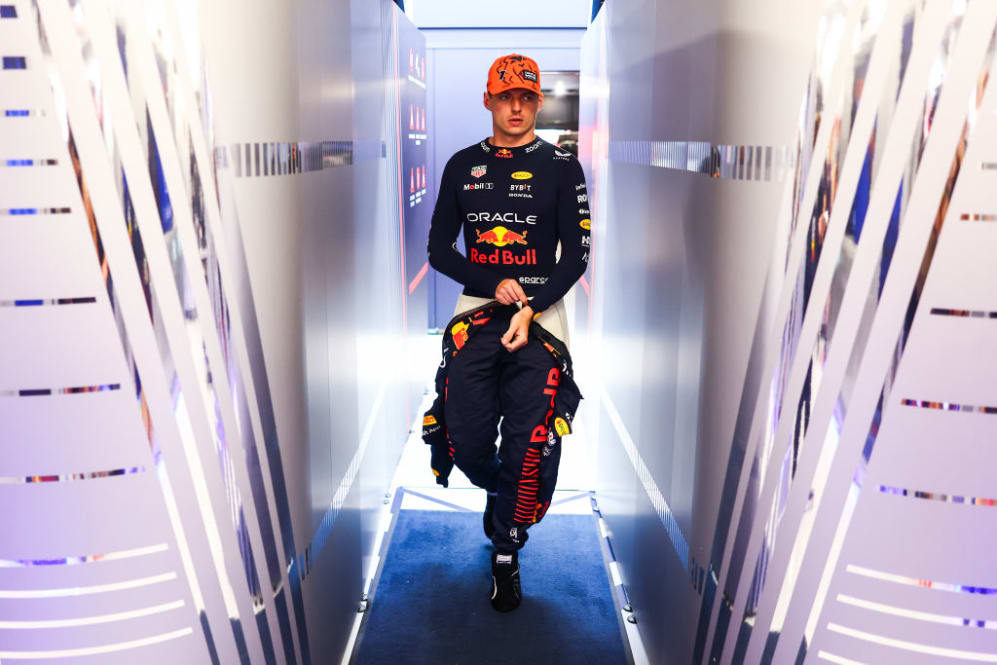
[501,305,533,352]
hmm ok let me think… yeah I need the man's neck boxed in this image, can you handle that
[489,127,537,148]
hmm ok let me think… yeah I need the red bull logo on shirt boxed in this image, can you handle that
[471,226,536,266]
[474,226,527,247]
[496,148,513,159]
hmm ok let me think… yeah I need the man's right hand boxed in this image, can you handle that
[495,278,529,306]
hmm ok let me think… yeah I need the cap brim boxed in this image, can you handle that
[487,85,544,99]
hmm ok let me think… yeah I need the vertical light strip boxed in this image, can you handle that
[392,9,408,338]
[601,388,690,568]
[307,378,390,568]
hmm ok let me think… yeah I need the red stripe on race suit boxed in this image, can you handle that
[514,369,563,522]
[514,446,540,518]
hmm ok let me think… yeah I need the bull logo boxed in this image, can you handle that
[451,320,470,350]
[475,226,527,247]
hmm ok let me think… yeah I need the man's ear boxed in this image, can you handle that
[483,91,491,110]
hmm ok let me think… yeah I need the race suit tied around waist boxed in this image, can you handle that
[422,301,582,505]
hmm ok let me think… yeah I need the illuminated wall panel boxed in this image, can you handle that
[0,0,419,662]
[580,1,997,664]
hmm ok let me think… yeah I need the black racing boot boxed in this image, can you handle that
[483,493,496,540]
[490,550,522,612]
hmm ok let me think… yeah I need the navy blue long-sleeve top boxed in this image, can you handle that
[427,137,591,313]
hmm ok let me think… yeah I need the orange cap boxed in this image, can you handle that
[487,54,543,99]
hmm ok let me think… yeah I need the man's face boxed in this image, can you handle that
[484,88,542,138]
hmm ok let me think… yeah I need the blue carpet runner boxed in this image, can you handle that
[353,508,628,665]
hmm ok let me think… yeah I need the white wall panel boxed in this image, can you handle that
[0,218,98,296]
[799,16,997,660]
[580,1,997,664]
[0,306,126,387]
[0,391,148,472]
[579,0,820,662]
[1,2,223,662]
[1,0,417,662]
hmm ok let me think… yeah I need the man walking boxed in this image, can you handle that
[424,54,590,612]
